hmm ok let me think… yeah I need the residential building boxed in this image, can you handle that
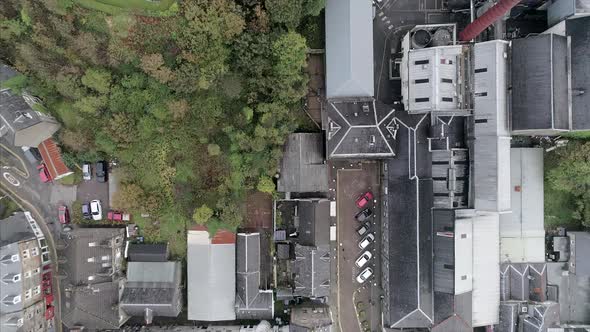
[120,261,182,324]
[58,227,127,330]
[278,133,329,193]
[0,64,60,147]
[235,232,273,320]
[187,226,236,321]
[0,212,48,332]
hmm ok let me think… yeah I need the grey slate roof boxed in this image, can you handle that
[325,98,397,159]
[278,133,329,193]
[127,243,168,262]
[567,16,590,130]
[235,233,273,320]
[325,0,374,98]
[511,34,569,134]
[500,263,547,302]
[292,244,330,299]
[0,213,36,247]
[0,65,60,147]
[120,261,182,319]
[0,243,24,315]
[382,178,434,328]
[297,200,330,247]
[432,209,455,294]
[61,280,124,330]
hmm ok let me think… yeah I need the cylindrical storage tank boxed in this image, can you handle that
[432,28,453,46]
[412,29,432,48]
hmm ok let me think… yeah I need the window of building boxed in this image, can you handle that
[32,268,40,275]
[33,286,41,295]
[22,250,29,259]
[13,274,21,282]
[24,271,32,279]
[31,247,39,257]
[25,289,32,300]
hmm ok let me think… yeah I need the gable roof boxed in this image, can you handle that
[325,98,397,159]
[61,281,125,330]
[187,228,236,321]
[568,16,590,130]
[278,133,329,193]
[235,233,273,320]
[292,244,330,299]
[325,0,374,98]
[297,200,330,247]
[127,243,168,262]
[38,138,72,180]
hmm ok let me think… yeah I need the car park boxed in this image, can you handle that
[90,200,102,221]
[357,222,371,236]
[82,203,92,220]
[355,191,373,208]
[82,163,92,181]
[356,267,373,284]
[358,233,375,249]
[355,208,373,222]
[355,251,373,268]
[95,161,108,183]
[37,164,51,183]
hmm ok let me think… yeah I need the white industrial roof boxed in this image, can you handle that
[454,214,473,295]
[471,211,501,327]
[325,0,374,98]
[499,148,545,263]
[187,230,236,321]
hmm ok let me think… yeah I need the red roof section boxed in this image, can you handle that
[38,138,71,180]
[189,224,236,244]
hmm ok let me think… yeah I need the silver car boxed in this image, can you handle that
[356,267,373,284]
[82,163,92,181]
[358,233,375,249]
[355,251,373,268]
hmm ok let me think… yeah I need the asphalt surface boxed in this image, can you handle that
[0,140,70,332]
[332,161,381,332]
[77,169,110,218]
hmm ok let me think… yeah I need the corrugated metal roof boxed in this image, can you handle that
[325,0,374,98]
[38,138,72,180]
[473,136,511,212]
[187,230,236,321]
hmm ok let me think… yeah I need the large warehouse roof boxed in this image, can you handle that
[325,0,374,98]
[187,227,236,321]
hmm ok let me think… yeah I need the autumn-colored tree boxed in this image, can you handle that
[140,53,175,84]
[192,204,214,225]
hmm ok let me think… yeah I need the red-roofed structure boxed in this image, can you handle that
[37,138,73,180]
[188,225,236,244]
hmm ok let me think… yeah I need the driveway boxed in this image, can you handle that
[333,161,382,332]
[76,171,109,215]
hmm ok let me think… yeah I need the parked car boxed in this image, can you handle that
[356,267,373,284]
[355,208,373,222]
[355,191,374,208]
[82,203,92,220]
[45,305,55,320]
[95,161,108,183]
[37,164,51,183]
[58,205,70,224]
[42,272,51,290]
[82,163,92,181]
[107,210,124,222]
[355,251,373,268]
[90,200,102,221]
[357,222,371,236]
[358,233,375,249]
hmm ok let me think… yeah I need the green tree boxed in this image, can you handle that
[266,0,303,28]
[0,19,27,41]
[73,95,107,115]
[81,68,112,94]
[257,176,275,193]
[112,183,145,212]
[208,144,221,156]
[192,204,214,225]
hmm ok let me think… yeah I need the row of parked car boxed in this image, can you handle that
[82,161,108,182]
[354,191,375,284]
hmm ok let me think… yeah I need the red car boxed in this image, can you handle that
[107,211,124,222]
[45,305,54,320]
[42,272,52,290]
[355,191,374,208]
[58,206,70,224]
[37,164,51,183]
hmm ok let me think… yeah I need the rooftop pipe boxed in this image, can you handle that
[459,0,522,41]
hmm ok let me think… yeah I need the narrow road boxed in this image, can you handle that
[0,142,63,332]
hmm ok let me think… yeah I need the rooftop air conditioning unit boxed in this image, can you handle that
[362,104,370,113]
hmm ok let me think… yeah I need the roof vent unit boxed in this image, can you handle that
[1,254,19,264]
[2,273,21,283]
[412,29,432,49]
[88,242,97,247]
[362,104,370,113]
[87,257,96,263]
[369,135,376,146]
[88,276,95,281]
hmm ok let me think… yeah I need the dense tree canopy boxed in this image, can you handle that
[0,0,325,233]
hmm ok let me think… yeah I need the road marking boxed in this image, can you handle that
[0,142,30,179]
[3,172,20,186]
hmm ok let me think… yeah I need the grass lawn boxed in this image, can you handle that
[74,0,178,16]
[0,198,22,219]
[562,130,590,140]
[58,170,83,186]
[53,101,84,128]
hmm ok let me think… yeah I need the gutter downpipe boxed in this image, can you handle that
[459,0,522,41]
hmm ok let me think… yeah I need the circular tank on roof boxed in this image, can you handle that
[412,29,432,49]
[432,28,453,46]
